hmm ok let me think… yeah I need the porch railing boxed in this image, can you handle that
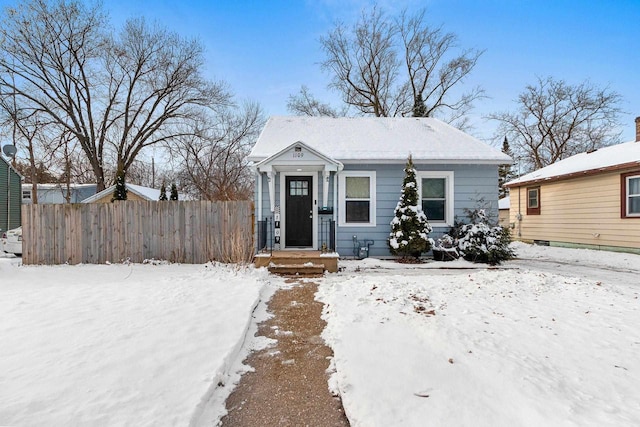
[320,218,336,252]
[257,216,273,254]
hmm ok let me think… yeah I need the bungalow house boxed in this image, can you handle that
[504,117,640,254]
[0,155,22,234]
[81,183,188,203]
[248,116,511,258]
[22,183,98,204]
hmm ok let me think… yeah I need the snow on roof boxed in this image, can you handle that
[23,183,97,190]
[498,196,510,210]
[506,140,640,187]
[248,116,511,164]
[81,183,192,203]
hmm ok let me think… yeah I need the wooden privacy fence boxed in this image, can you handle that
[21,201,254,265]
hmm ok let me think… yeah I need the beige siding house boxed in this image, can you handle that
[498,196,510,228]
[505,118,640,254]
[81,183,167,203]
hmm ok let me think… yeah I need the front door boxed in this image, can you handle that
[285,176,313,247]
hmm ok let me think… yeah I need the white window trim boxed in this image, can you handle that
[338,171,376,227]
[417,171,454,226]
[626,175,640,217]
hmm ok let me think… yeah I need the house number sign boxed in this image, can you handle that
[292,147,304,158]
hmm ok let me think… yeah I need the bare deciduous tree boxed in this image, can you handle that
[287,86,345,117]
[0,94,61,203]
[0,0,230,191]
[398,9,484,128]
[489,76,623,171]
[293,6,484,126]
[169,102,265,201]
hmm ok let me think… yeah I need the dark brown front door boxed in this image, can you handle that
[285,176,313,247]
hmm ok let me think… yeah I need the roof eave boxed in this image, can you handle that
[505,161,640,188]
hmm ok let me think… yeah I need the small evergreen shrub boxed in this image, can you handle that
[455,209,515,265]
[111,171,128,202]
[388,155,432,260]
[170,183,179,201]
[159,182,168,201]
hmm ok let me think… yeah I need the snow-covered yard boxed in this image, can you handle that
[1,242,639,426]
[0,258,281,426]
[319,243,640,426]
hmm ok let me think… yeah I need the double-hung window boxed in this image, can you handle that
[622,172,640,218]
[339,171,376,226]
[527,187,540,215]
[418,171,454,225]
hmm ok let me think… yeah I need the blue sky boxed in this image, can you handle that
[8,0,640,143]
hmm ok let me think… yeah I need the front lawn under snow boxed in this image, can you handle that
[0,259,279,426]
[2,243,639,426]
[318,244,640,426]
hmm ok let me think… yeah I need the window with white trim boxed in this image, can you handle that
[625,174,640,217]
[339,171,376,226]
[22,190,31,200]
[417,171,454,225]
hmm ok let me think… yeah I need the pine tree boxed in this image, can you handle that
[498,136,514,198]
[159,182,168,201]
[388,155,432,260]
[170,183,179,201]
[111,171,128,202]
[412,93,427,117]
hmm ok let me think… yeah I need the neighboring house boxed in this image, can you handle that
[248,116,511,257]
[81,183,190,203]
[498,196,510,228]
[505,117,640,254]
[0,155,22,234]
[22,183,98,204]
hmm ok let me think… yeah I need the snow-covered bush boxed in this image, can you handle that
[388,155,432,260]
[456,209,514,265]
[429,233,459,261]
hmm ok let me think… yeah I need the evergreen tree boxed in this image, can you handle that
[388,155,432,259]
[412,93,427,117]
[170,183,179,201]
[111,171,128,202]
[498,136,514,198]
[159,182,168,201]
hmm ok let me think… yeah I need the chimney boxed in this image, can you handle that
[636,116,640,142]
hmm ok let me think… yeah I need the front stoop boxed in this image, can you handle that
[254,250,339,274]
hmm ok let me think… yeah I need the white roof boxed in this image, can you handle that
[249,116,511,164]
[23,183,97,190]
[498,196,510,210]
[82,183,191,203]
[506,140,640,187]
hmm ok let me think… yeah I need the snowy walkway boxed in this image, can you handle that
[219,279,349,426]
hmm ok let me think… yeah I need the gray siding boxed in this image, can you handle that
[337,163,499,257]
[0,159,22,233]
[255,171,337,249]
[23,184,98,204]
[253,163,499,257]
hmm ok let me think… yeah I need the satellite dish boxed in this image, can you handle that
[2,144,17,158]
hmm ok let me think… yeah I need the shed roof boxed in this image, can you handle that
[506,140,640,187]
[248,116,511,165]
[81,183,191,203]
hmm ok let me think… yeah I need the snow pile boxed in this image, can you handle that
[0,260,279,426]
[318,247,640,426]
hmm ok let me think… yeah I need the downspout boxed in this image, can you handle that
[257,170,262,219]
[517,186,522,238]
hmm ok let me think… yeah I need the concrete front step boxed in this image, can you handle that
[254,250,339,274]
[267,263,325,276]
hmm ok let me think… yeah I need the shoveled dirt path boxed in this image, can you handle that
[220,279,350,426]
